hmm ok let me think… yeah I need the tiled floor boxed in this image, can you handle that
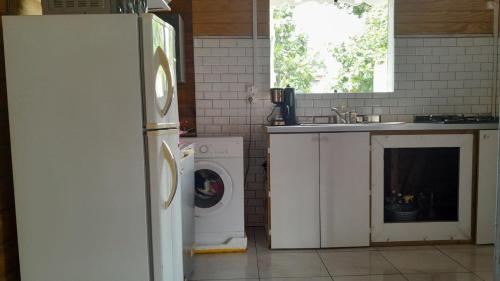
[191,228,495,281]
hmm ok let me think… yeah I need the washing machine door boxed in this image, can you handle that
[194,161,233,216]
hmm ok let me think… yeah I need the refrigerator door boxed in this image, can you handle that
[141,14,179,130]
[3,14,151,281]
[147,130,183,281]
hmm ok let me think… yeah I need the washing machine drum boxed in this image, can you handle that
[194,161,233,216]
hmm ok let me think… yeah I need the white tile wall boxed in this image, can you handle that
[193,36,495,226]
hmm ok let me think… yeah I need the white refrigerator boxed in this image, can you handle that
[3,14,183,281]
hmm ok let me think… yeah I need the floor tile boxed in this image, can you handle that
[318,247,377,253]
[319,250,398,276]
[258,252,330,278]
[261,277,333,281]
[332,275,406,281]
[254,228,316,254]
[405,273,483,281]
[191,279,259,281]
[258,247,319,255]
[435,245,492,250]
[191,252,259,280]
[255,228,270,250]
[437,246,493,272]
[375,246,435,251]
[380,249,468,274]
[474,271,493,281]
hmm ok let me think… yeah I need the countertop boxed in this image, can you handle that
[265,122,499,133]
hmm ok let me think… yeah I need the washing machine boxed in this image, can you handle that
[191,137,247,253]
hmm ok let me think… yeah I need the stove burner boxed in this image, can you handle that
[414,115,499,124]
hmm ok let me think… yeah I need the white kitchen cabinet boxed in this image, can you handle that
[269,133,320,249]
[477,130,499,244]
[320,133,370,247]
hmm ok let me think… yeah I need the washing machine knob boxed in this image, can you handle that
[199,145,209,153]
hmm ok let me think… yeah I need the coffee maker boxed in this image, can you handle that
[269,86,298,126]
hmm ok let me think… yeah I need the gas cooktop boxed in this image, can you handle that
[414,115,499,124]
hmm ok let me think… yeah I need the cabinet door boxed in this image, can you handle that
[269,133,320,249]
[320,132,370,247]
[477,130,499,244]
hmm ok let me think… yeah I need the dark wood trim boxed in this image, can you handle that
[265,133,271,248]
[371,239,473,247]
[370,130,477,135]
[0,13,20,281]
[471,131,479,244]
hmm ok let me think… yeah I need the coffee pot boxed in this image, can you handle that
[268,86,297,126]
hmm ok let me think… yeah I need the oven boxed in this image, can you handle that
[371,134,474,243]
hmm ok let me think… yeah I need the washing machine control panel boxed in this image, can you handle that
[199,145,209,153]
[194,140,243,158]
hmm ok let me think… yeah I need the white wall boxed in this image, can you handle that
[193,36,494,226]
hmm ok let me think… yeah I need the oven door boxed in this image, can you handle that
[371,134,473,243]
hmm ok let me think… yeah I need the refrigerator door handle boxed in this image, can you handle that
[162,141,178,209]
[156,46,174,117]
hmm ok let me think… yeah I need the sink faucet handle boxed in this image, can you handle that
[330,107,347,124]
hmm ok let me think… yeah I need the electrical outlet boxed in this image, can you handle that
[247,85,257,103]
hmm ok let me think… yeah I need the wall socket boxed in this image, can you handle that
[247,85,257,103]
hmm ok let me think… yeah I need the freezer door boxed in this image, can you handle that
[147,130,183,281]
[142,14,179,129]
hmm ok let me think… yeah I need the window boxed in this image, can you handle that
[270,0,394,94]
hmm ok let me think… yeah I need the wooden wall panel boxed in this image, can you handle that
[0,211,16,249]
[193,0,494,36]
[395,0,493,35]
[0,242,19,281]
[155,0,197,135]
[192,0,268,36]
[0,1,6,14]
[17,0,41,15]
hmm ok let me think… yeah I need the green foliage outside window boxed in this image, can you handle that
[271,1,389,93]
[330,2,389,93]
[272,5,324,93]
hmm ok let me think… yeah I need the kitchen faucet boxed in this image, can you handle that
[330,107,348,123]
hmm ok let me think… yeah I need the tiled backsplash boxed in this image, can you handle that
[193,36,495,226]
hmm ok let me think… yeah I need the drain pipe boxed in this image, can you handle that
[489,1,500,281]
[252,0,258,92]
[488,0,499,117]
[244,0,258,190]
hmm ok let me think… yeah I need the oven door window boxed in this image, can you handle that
[384,147,460,223]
